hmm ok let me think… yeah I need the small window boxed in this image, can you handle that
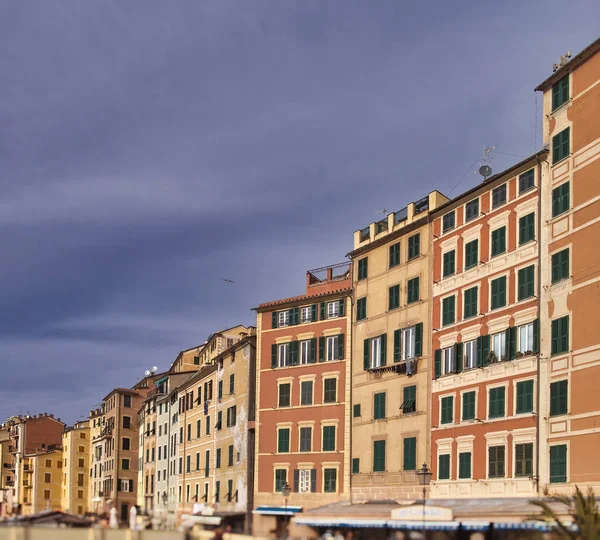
[327,301,340,319]
[326,335,340,361]
[442,211,455,233]
[277,428,290,453]
[301,381,313,406]
[122,416,131,429]
[518,266,535,301]
[458,452,472,479]
[123,395,132,408]
[401,326,417,361]
[441,396,453,424]
[357,258,368,281]
[388,284,400,310]
[300,306,313,323]
[401,385,416,414]
[518,322,535,355]
[551,249,569,283]
[278,343,290,367]
[550,380,568,416]
[353,403,361,417]
[275,469,287,492]
[491,276,507,310]
[373,392,386,420]
[407,277,420,304]
[463,287,478,319]
[298,469,311,492]
[278,383,290,408]
[323,378,337,403]
[300,339,313,365]
[389,243,400,268]
[519,213,535,245]
[442,296,455,326]
[464,340,477,370]
[550,445,567,483]
[438,454,450,480]
[462,391,476,421]
[122,458,130,470]
[44,472,51,483]
[553,127,570,164]
[278,310,290,328]
[519,169,535,194]
[403,437,417,471]
[491,227,506,257]
[373,440,386,472]
[368,335,385,369]
[464,239,478,270]
[442,250,455,278]
[442,347,455,375]
[322,426,336,452]
[357,297,367,321]
[516,380,534,414]
[491,331,506,362]
[408,233,420,260]
[552,75,569,111]
[352,458,360,474]
[488,387,506,419]
[488,445,505,478]
[492,184,507,208]
[552,182,570,218]
[465,198,479,222]
[551,316,569,355]
[323,469,337,493]
[122,438,130,451]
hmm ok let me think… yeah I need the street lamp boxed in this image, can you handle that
[280,482,292,540]
[416,463,432,540]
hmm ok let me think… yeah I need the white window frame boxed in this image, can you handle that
[300,340,311,365]
[301,307,312,323]
[326,336,338,362]
[278,311,290,327]
[518,323,534,354]
[371,336,382,368]
[299,469,311,493]
[464,340,477,370]
[278,343,289,368]
[491,332,506,362]
[121,480,130,492]
[402,326,416,360]
[327,301,340,319]
[443,347,455,375]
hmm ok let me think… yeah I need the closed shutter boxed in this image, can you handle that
[319,337,326,362]
[438,455,450,480]
[363,339,370,370]
[478,335,490,366]
[311,304,318,322]
[293,469,299,493]
[272,312,278,329]
[533,319,540,353]
[403,437,416,471]
[292,307,300,325]
[415,323,423,357]
[271,344,277,368]
[550,445,567,483]
[129,479,134,492]
[434,349,442,379]
[455,342,463,373]
[393,329,402,362]
[337,334,345,360]
[310,469,317,492]
[290,341,299,366]
[380,333,387,366]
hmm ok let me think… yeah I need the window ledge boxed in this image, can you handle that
[550,99,571,116]
[552,155,571,167]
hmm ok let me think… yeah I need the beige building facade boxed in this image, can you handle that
[61,420,90,515]
[88,406,104,514]
[22,449,63,515]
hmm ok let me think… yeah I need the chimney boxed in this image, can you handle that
[49,414,54,418]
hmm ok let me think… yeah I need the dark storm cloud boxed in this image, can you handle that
[1,0,599,422]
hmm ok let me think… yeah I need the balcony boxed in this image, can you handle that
[3,463,13,470]
[306,262,351,286]
[5,480,14,487]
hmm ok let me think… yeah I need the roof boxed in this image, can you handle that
[535,37,600,91]
[102,387,140,401]
[11,510,93,527]
[255,287,352,311]
[176,363,218,391]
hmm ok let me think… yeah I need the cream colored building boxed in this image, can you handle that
[22,449,63,515]
[88,407,104,513]
[349,190,449,501]
[0,427,14,517]
[61,421,90,515]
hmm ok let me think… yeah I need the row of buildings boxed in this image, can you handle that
[1,36,599,537]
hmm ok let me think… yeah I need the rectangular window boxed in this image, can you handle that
[327,301,340,319]
[324,378,337,403]
[322,426,336,452]
[443,250,456,278]
[373,392,386,420]
[300,306,313,323]
[441,396,454,424]
[518,266,535,301]
[298,469,311,493]
[275,469,287,492]
[550,445,567,483]
[353,404,361,417]
[552,75,569,110]
[491,275,507,310]
[464,239,478,270]
[278,310,290,328]
[491,227,506,257]
[408,233,420,260]
[516,380,534,414]
[442,211,455,232]
[458,452,472,479]
[228,445,234,467]
[402,326,416,361]
[463,287,478,319]
[278,383,290,408]
[324,469,337,493]
[488,446,505,478]
[299,427,312,452]
[389,242,400,268]
[442,296,455,326]
[122,438,130,451]
[492,184,507,208]
[491,331,506,362]
[218,380,223,400]
[357,297,367,321]
[123,395,131,408]
[277,428,290,453]
[216,448,221,469]
[438,454,450,480]
[357,258,368,281]
[464,340,477,369]
[229,374,235,394]
[278,343,289,367]
[369,335,384,368]
[552,182,570,217]
[551,316,569,355]
[443,347,455,375]
[373,440,386,472]
[388,284,400,310]
[519,169,535,193]
[462,391,476,421]
[488,387,506,419]
[301,381,313,406]
[401,385,416,414]
[465,198,479,222]
[352,458,360,474]
[403,437,417,471]
[553,127,570,164]
[300,339,313,365]
[407,277,420,304]
[550,380,568,416]
[515,443,534,477]
[552,249,569,283]
[518,323,535,354]
[122,416,131,429]
[519,213,535,245]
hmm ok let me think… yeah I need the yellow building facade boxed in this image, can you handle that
[88,407,104,513]
[22,449,63,515]
[61,421,90,515]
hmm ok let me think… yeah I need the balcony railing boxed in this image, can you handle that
[3,463,12,469]
[359,227,370,242]
[307,262,351,284]
[5,480,14,487]
[394,206,408,224]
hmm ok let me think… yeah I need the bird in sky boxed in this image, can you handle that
[222,279,234,283]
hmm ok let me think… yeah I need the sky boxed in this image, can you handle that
[1,1,599,425]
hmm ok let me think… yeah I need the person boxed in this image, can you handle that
[334,531,344,540]
[213,527,224,540]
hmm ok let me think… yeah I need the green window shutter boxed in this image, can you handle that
[533,318,540,353]
[289,341,298,366]
[380,333,387,366]
[310,338,317,363]
[519,213,535,245]
[373,440,386,472]
[550,445,567,483]
[311,304,318,321]
[408,233,420,260]
[291,307,299,325]
[353,404,361,418]
[552,75,569,110]
[389,285,400,310]
[278,429,289,453]
[465,239,478,270]
[455,342,463,373]
[402,385,416,413]
[352,458,360,474]
[441,396,453,424]
[357,297,367,321]
[478,334,490,367]
[403,437,417,471]
[323,426,335,451]
[464,287,477,319]
[442,296,455,326]
[358,258,368,281]
[550,380,568,416]
[272,312,278,329]
[407,277,420,304]
[434,349,442,379]
[438,454,450,480]
[491,227,506,257]
[552,249,569,283]
[551,316,569,355]
[337,334,345,359]
[338,299,346,317]
[443,250,455,277]
[552,182,570,218]
[505,326,517,360]
[271,344,277,368]
[393,329,401,362]
[462,391,475,421]
[516,380,534,414]
[491,276,506,310]
[389,243,400,267]
[414,322,423,357]
[458,452,471,479]
[363,339,370,370]
[374,393,386,420]
[320,302,326,320]
[318,337,326,362]
[552,127,570,164]
[518,265,535,301]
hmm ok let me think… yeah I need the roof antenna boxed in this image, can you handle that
[553,50,571,72]
[477,145,496,182]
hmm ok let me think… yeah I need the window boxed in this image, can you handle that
[442,347,455,375]
[465,198,479,222]
[401,326,417,361]
[44,472,51,483]
[205,416,211,436]
[519,213,535,245]
[123,395,132,408]
[278,383,291,408]
[464,239,478,270]
[519,169,535,193]
[122,438,130,451]
[357,258,368,281]
[227,406,237,427]
[518,322,535,354]
[373,440,386,472]
[357,297,367,321]
[327,301,340,319]
[299,427,312,452]
[403,437,417,471]
[491,276,507,310]
[552,75,569,110]
[488,387,506,419]
[323,378,337,403]
[441,396,453,424]
[389,242,400,268]
[275,469,287,492]
[301,339,315,365]
[44,489,51,500]
[491,331,506,362]
[122,416,131,429]
[442,296,455,326]
[278,343,290,367]
[228,445,234,467]
[407,277,420,304]
[122,459,130,470]
[550,380,568,416]
[229,374,235,394]
[298,469,311,493]
[552,181,570,217]
[551,249,569,283]
[553,127,570,164]
[442,211,455,232]
[463,287,478,319]
[326,335,342,361]
[301,306,313,323]
[462,391,476,421]
[551,316,569,355]
[491,227,506,257]
[324,469,337,493]
[278,310,290,327]
[322,426,336,452]
[401,385,416,414]
[368,335,385,369]
[278,428,290,453]
[458,452,472,479]
[492,184,507,208]
[443,250,455,278]
[388,284,400,310]
[187,423,192,441]
[352,458,360,474]
[516,380,534,414]
[518,266,535,301]
[373,393,386,420]
[464,340,477,369]
[301,381,313,406]
[515,443,533,478]
[408,233,420,260]
[196,419,201,438]
[488,446,505,478]
[550,445,567,483]
[438,454,450,480]
[353,404,361,417]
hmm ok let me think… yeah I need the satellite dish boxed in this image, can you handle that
[144,370,151,376]
[152,366,158,373]
[479,165,492,179]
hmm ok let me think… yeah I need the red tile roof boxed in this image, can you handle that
[256,287,352,310]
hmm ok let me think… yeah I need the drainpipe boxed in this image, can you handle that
[346,257,355,504]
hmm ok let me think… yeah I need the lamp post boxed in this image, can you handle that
[416,463,432,540]
[280,482,292,540]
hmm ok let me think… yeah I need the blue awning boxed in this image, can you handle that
[494,521,566,532]
[460,521,490,531]
[388,520,459,531]
[295,518,387,529]
[254,506,303,516]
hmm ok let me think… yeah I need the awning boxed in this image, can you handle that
[460,521,490,531]
[180,514,222,526]
[295,518,387,529]
[253,505,303,516]
[494,521,554,532]
[155,376,169,386]
[388,520,459,531]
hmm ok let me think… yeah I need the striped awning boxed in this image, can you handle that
[295,518,387,529]
[254,505,303,516]
[460,521,490,531]
[388,520,459,531]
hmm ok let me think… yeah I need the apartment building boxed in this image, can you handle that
[253,263,352,538]
[61,420,90,515]
[138,379,162,513]
[22,448,63,515]
[429,153,546,497]
[349,191,449,502]
[536,38,600,492]
[0,427,14,517]
[88,406,104,514]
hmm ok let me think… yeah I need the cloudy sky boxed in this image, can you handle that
[1,1,598,424]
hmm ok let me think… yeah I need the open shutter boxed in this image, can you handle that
[393,329,401,362]
[318,337,326,362]
[290,341,299,366]
[415,322,423,357]
[455,342,463,373]
[310,468,317,492]
[533,318,540,353]
[271,344,277,368]
[288,308,294,326]
[434,349,442,379]
[337,334,345,360]
[506,326,517,360]
[320,302,326,320]
[363,339,370,370]
[117,480,121,491]
[310,338,317,363]
[339,299,346,317]
[293,307,300,325]
[293,469,300,493]
[481,335,490,366]
[129,479,134,492]
[272,312,278,329]
[380,333,387,366]
[311,304,318,322]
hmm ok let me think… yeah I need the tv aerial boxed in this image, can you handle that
[476,145,496,182]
